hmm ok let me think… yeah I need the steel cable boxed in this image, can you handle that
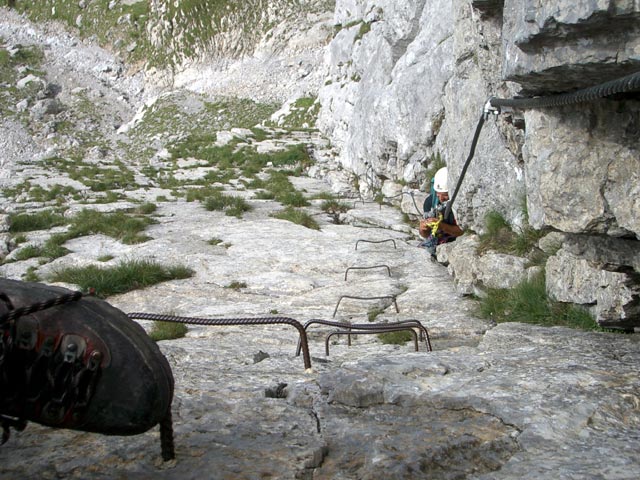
[444,70,640,219]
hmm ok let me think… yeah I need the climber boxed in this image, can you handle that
[418,167,463,255]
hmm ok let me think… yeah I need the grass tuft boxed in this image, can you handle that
[271,207,319,230]
[478,272,599,330]
[49,259,193,297]
[203,191,252,218]
[8,210,66,233]
[477,210,546,260]
[226,281,247,290]
[148,321,188,342]
[377,330,414,344]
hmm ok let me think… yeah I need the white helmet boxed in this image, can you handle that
[433,167,448,193]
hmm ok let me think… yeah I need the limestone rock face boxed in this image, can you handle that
[317,0,528,231]
[502,0,640,93]
[437,235,533,295]
[317,0,639,328]
[524,100,640,238]
[546,235,640,330]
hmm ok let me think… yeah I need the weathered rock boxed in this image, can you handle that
[501,0,640,93]
[524,101,640,238]
[317,0,526,231]
[438,234,532,293]
[546,244,640,330]
[0,4,639,478]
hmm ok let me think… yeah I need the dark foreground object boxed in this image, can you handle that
[0,279,175,460]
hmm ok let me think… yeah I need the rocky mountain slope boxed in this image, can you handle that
[0,3,639,479]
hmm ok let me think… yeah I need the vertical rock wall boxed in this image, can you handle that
[317,0,526,230]
[317,0,640,328]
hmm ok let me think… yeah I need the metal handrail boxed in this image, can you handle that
[127,312,312,370]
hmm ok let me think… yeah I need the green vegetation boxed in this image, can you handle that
[14,0,151,65]
[367,307,384,322]
[42,157,137,192]
[271,207,320,230]
[0,41,45,116]
[148,321,188,342]
[8,210,65,233]
[266,97,321,130]
[477,210,546,260]
[170,139,310,182]
[321,199,350,224]
[207,237,224,246]
[355,21,372,42]
[424,152,446,188]
[23,266,40,282]
[377,330,414,344]
[26,184,80,203]
[11,244,43,262]
[11,234,28,245]
[6,209,156,263]
[65,209,154,244]
[135,202,158,215]
[251,170,310,207]
[49,259,193,297]
[478,272,599,330]
[204,191,252,218]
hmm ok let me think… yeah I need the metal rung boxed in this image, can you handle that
[333,295,398,318]
[127,312,311,370]
[295,318,431,355]
[344,265,391,280]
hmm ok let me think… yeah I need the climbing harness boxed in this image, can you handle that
[444,70,640,220]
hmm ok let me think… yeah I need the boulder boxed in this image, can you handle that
[546,236,640,330]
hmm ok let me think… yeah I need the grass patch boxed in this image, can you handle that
[207,237,223,246]
[321,199,350,224]
[203,191,252,218]
[135,202,158,215]
[367,307,384,322]
[477,272,599,330]
[27,184,80,203]
[226,281,247,290]
[255,170,310,207]
[477,210,546,259]
[12,234,28,245]
[15,0,151,66]
[354,21,372,42]
[148,321,188,342]
[67,209,154,244]
[23,266,40,282]
[49,259,193,297]
[377,330,414,344]
[271,207,319,230]
[8,210,66,233]
[11,244,43,262]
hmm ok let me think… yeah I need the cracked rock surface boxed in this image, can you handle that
[0,6,639,480]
